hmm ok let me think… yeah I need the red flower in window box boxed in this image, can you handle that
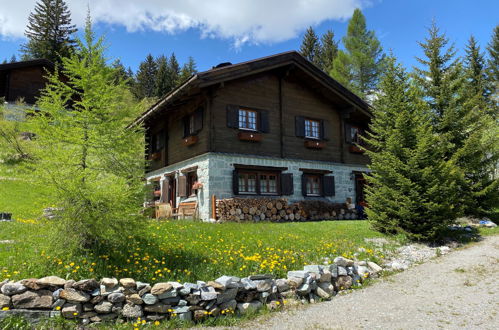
[349,145,365,153]
[304,140,325,149]
[192,181,203,190]
[183,135,198,146]
[238,131,262,142]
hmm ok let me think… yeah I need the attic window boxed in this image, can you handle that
[238,109,258,131]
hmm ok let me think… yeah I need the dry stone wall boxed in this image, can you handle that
[0,257,381,325]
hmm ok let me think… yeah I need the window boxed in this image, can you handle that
[260,173,278,194]
[305,119,320,139]
[350,126,360,144]
[238,172,258,194]
[183,108,203,138]
[238,109,258,131]
[186,171,198,197]
[188,115,195,136]
[151,130,165,153]
[305,174,322,196]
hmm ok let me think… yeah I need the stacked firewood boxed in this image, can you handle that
[216,198,358,222]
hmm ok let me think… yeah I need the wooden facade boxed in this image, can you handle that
[141,52,371,173]
[0,59,54,105]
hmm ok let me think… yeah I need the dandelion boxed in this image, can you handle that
[2,307,9,311]
[55,306,61,311]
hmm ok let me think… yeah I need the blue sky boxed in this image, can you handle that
[0,0,497,73]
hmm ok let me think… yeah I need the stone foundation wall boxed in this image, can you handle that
[0,257,382,325]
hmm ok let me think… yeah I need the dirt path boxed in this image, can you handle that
[236,235,499,330]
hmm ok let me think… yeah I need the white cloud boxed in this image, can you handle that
[0,0,369,45]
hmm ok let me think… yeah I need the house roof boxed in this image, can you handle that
[0,59,54,71]
[131,51,371,127]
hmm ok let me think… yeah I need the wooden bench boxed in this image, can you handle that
[177,201,198,219]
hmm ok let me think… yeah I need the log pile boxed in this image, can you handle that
[216,198,358,222]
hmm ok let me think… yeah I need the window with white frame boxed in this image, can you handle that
[238,109,258,130]
[305,119,320,139]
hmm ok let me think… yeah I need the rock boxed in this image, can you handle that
[107,292,125,303]
[241,278,256,290]
[144,303,170,313]
[60,289,90,303]
[150,283,173,295]
[168,282,183,290]
[142,293,158,305]
[237,300,263,314]
[36,276,66,287]
[334,256,354,267]
[61,303,82,318]
[337,266,348,276]
[122,303,143,318]
[303,265,323,274]
[207,281,225,290]
[73,279,99,292]
[20,278,43,290]
[390,261,408,271]
[161,296,180,305]
[219,299,237,312]
[216,288,238,304]
[138,284,151,297]
[335,276,353,290]
[52,298,65,309]
[356,265,370,278]
[12,290,53,309]
[200,286,218,301]
[63,280,75,289]
[1,282,27,296]
[248,274,273,280]
[185,294,201,305]
[126,293,142,305]
[316,282,334,299]
[329,264,338,278]
[178,311,192,321]
[90,295,103,304]
[287,270,310,278]
[90,313,117,322]
[320,270,332,283]
[297,283,311,295]
[194,309,209,321]
[83,302,94,311]
[100,277,118,288]
[157,289,177,300]
[367,261,383,273]
[275,279,289,292]
[254,279,272,292]
[0,294,11,308]
[52,288,62,300]
[287,277,303,288]
[136,281,149,291]
[173,305,190,313]
[119,278,136,289]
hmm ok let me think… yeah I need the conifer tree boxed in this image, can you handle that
[111,59,131,85]
[28,15,144,252]
[179,56,197,84]
[21,0,77,63]
[330,9,384,97]
[10,55,17,63]
[155,55,169,98]
[299,26,320,66]
[167,53,180,91]
[134,54,158,99]
[487,25,499,107]
[317,30,339,73]
[364,55,460,240]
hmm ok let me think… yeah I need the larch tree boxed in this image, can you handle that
[299,26,321,66]
[330,9,384,98]
[28,15,145,252]
[21,0,77,63]
[364,55,460,240]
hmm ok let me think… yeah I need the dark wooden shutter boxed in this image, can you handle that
[280,173,294,195]
[194,107,203,133]
[259,110,270,133]
[301,174,308,196]
[182,116,189,138]
[160,180,170,203]
[295,116,305,137]
[232,170,239,195]
[157,130,166,149]
[345,123,352,144]
[177,176,187,197]
[321,120,330,141]
[226,105,239,128]
[323,176,335,197]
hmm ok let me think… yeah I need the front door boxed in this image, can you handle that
[168,176,176,209]
[354,173,367,205]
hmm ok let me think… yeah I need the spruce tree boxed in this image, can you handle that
[167,53,180,91]
[330,9,384,97]
[155,55,169,98]
[317,30,338,73]
[487,25,499,108]
[111,59,131,85]
[10,55,17,63]
[299,26,320,66]
[364,55,460,240]
[21,0,77,63]
[134,54,158,99]
[179,56,197,84]
[28,15,144,252]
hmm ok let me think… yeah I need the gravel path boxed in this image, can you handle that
[235,235,499,330]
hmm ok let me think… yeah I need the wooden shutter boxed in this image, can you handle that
[160,180,170,203]
[226,105,239,128]
[345,123,352,144]
[301,174,308,196]
[321,120,330,141]
[280,173,294,195]
[194,107,203,133]
[182,116,189,138]
[295,116,305,137]
[157,130,166,149]
[259,110,270,133]
[323,176,335,197]
[232,170,239,195]
[177,176,187,197]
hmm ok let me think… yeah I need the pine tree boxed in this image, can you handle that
[317,30,338,73]
[487,25,499,108]
[134,54,158,99]
[299,26,320,66]
[21,0,77,63]
[28,15,144,252]
[364,55,460,240]
[155,55,169,98]
[10,55,17,63]
[167,53,180,91]
[179,56,197,84]
[330,9,384,97]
